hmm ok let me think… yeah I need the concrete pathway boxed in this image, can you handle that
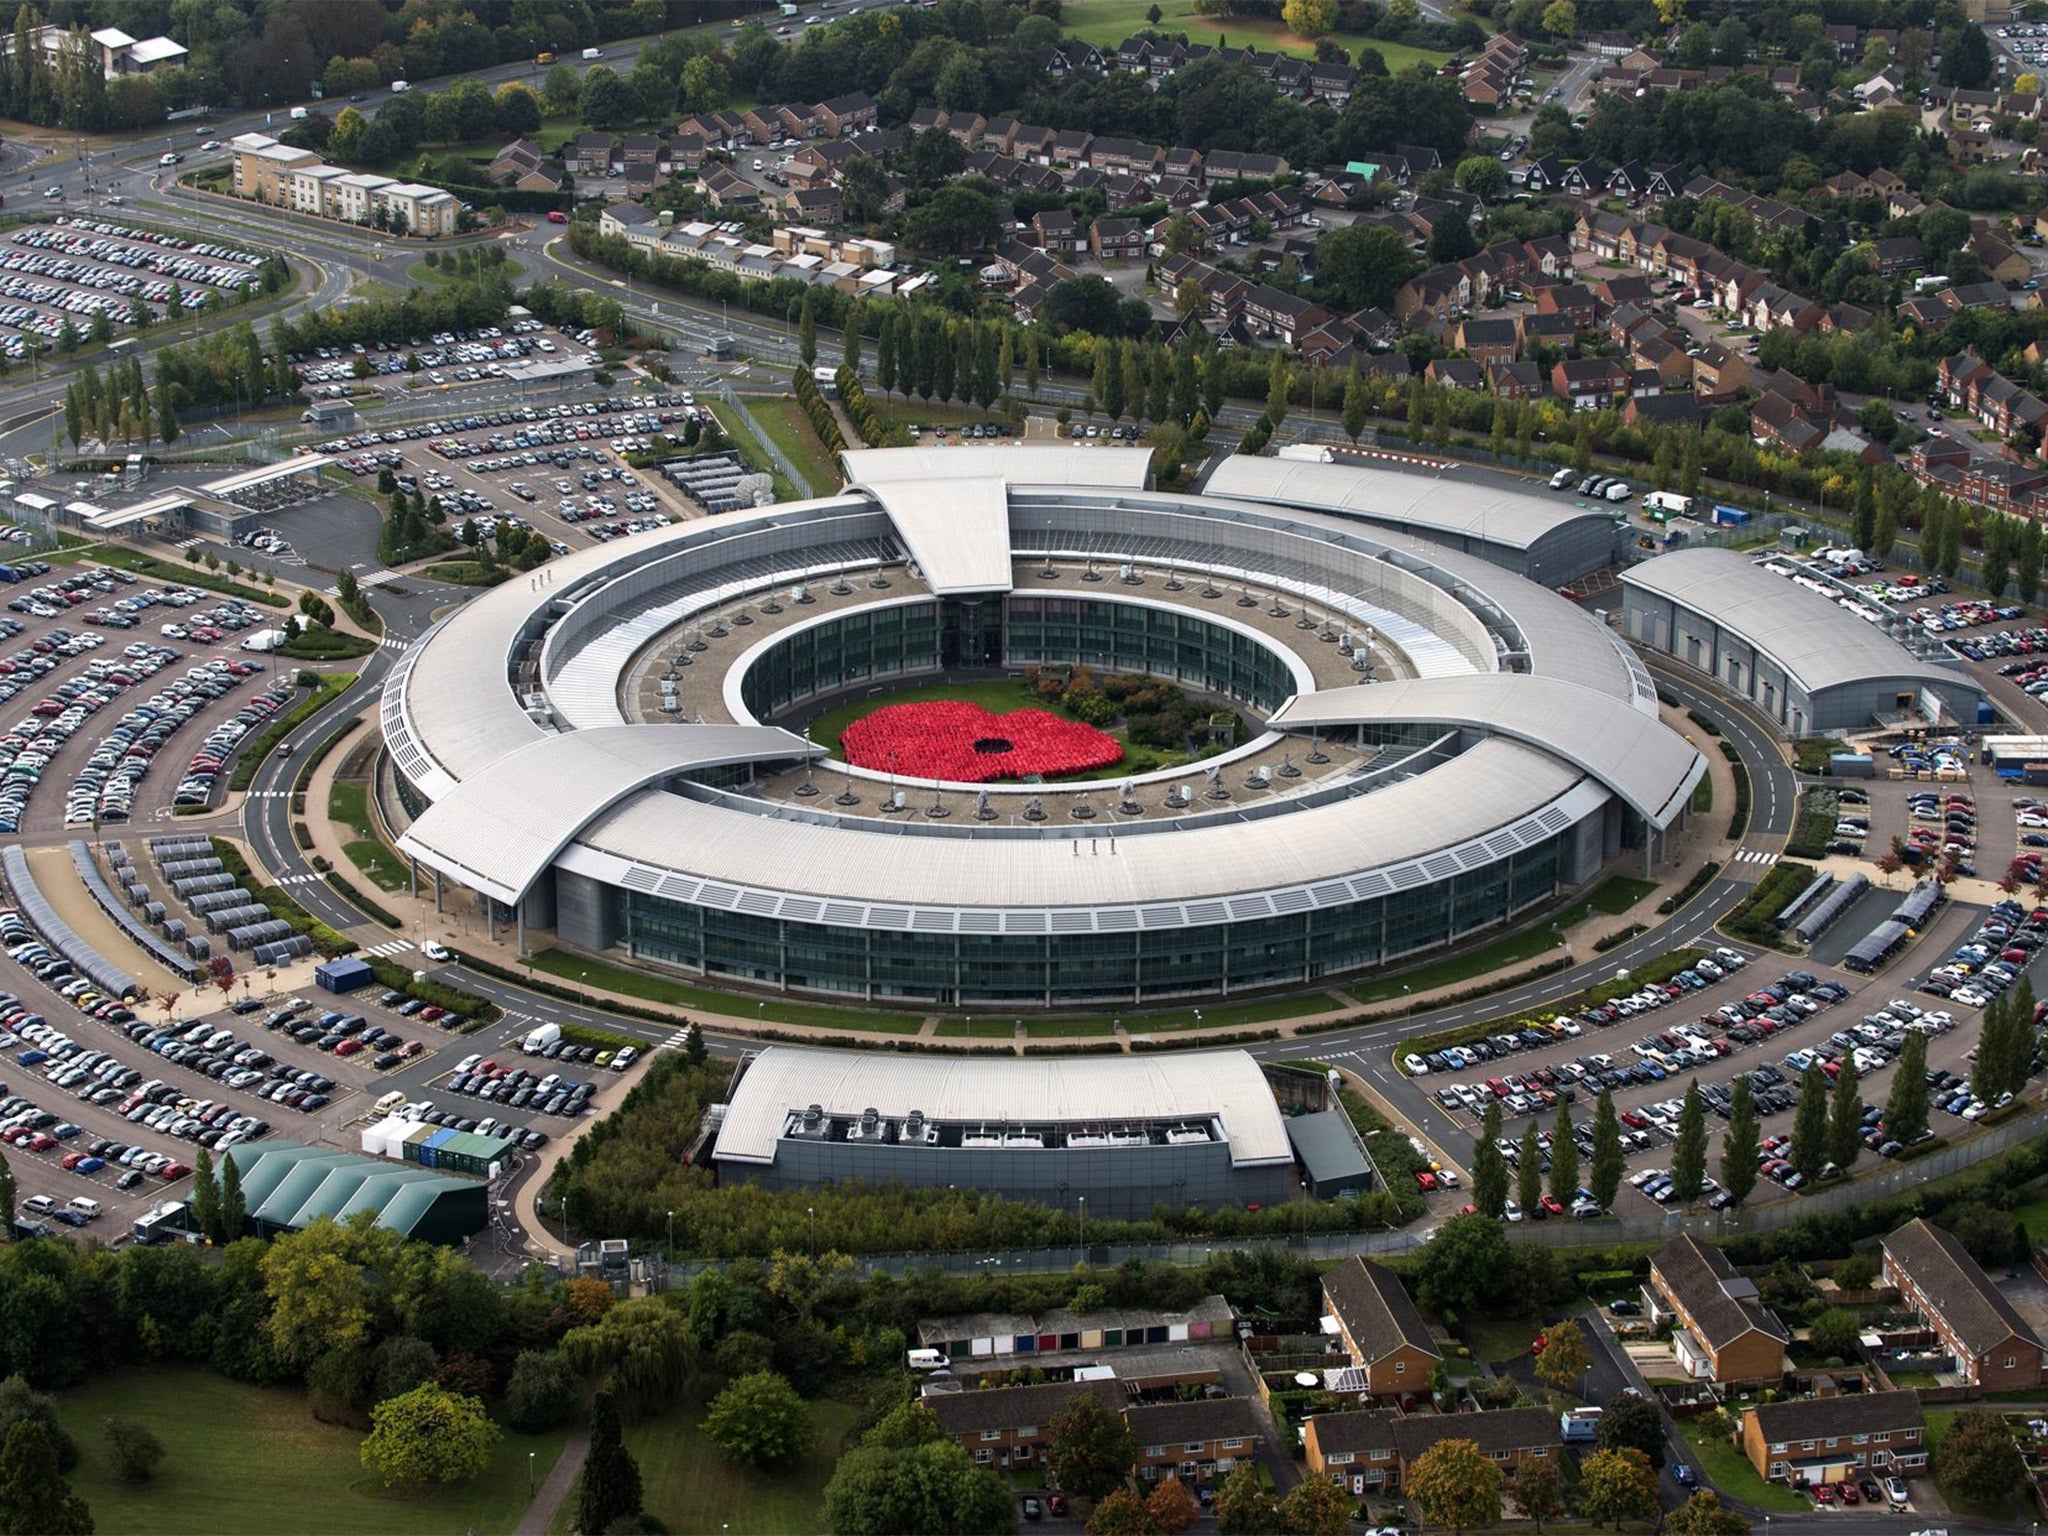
[513,1421,589,1536]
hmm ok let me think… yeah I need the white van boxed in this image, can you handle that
[582,47,602,60]
[906,1348,947,1371]
[523,1022,563,1054]
[1548,466,1575,489]
[288,106,308,121]
[66,1196,100,1220]
[390,80,411,93]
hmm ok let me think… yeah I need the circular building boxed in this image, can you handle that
[385,447,1705,1009]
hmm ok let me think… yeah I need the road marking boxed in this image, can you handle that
[362,939,416,958]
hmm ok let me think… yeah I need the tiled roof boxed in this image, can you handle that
[1884,1217,2045,1358]
[1746,1389,1923,1447]
[1323,1257,1439,1364]
[1125,1398,1262,1447]
[923,1380,1125,1437]
[1652,1234,1790,1351]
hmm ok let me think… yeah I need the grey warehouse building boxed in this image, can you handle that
[1205,452,1625,587]
[1619,548,1985,735]
[712,1047,1296,1218]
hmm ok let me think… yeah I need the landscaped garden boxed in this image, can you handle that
[841,700,1123,782]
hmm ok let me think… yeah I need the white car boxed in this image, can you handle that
[200,139,221,151]
[421,941,453,962]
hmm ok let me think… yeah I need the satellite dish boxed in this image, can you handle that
[736,471,774,507]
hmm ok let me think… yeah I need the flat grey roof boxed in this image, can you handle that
[1620,548,1982,699]
[715,1045,1293,1166]
[1270,674,1704,829]
[1285,1110,1374,1188]
[397,724,818,903]
[1207,453,1613,554]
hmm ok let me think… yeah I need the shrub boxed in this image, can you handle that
[792,368,847,455]
[835,364,885,446]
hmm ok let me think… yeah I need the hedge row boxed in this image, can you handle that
[1129,1028,1280,1052]
[1724,741,1752,841]
[1658,859,1723,915]
[792,367,847,455]
[835,363,885,446]
[363,955,502,1026]
[1722,860,1817,947]
[323,870,400,928]
[227,672,356,793]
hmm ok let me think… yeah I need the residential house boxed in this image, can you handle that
[622,134,661,174]
[813,92,877,137]
[1970,231,2032,284]
[1523,235,1575,279]
[1884,1217,2048,1390]
[1872,236,1928,276]
[1126,1399,1262,1485]
[1535,283,1601,329]
[1489,360,1546,399]
[699,164,760,211]
[1941,351,1996,405]
[925,1380,1127,1470]
[1456,317,1520,367]
[1553,357,1630,409]
[1090,217,1144,262]
[1626,393,1706,429]
[567,132,615,177]
[1427,357,1486,391]
[1320,1257,1441,1397]
[1519,312,1578,353]
[1305,1407,1560,1495]
[1046,40,1105,79]
[1692,342,1752,400]
[1740,1391,1927,1487]
[1031,209,1082,255]
[1203,149,1290,183]
[1243,285,1329,347]
[1393,265,1469,325]
[667,134,707,174]
[1645,1234,1790,1384]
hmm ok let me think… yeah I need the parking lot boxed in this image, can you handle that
[292,316,589,401]
[0,559,312,836]
[1404,919,2021,1218]
[0,217,266,357]
[321,391,719,556]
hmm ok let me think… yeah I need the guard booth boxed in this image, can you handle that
[303,398,357,430]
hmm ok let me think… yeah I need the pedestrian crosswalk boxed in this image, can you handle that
[362,938,415,958]
[656,1024,695,1052]
[378,635,410,652]
[276,872,320,886]
[172,536,204,551]
[1734,848,1780,866]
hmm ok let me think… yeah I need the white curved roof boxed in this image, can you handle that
[1269,675,1705,830]
[1620,548,1981,700]
[397,724,818,903]
[715,1045,1292,1166]
[1206,454,1612,554]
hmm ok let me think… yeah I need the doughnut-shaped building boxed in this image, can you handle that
[384,447,1705,1009]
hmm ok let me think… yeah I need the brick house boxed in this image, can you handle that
[1646,1234,1790,1384]
[1090,217,1144,261]
[1305,1407,1560,1494]
[1740,1391,1927,1486]
[567,132,615,177]
[1242,284,1329,347]
[1552,357,1630,409]
[925,1380,1126,1470]
[1031,209,1082,255]
[1456,317,1519,367]
[1126,1399,1261,1485]
[813,91,877,137]
[1320,1257,1440,1397]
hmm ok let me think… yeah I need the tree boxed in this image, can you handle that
[1265,349,1290,426]
[1430,216,1478,264]
[1595,1394,1665,1467]
[1942,22,1993,88]
[1886,1031,1930,1147]
[1279,1475,1352,1536]
[358,1384,497,1487]
[1282,0,1339,37]
[1147,1477,1200,1535]
[1579,1447,1661,1527]
[0,1419,91,1535]
[1415,1213,1513,1312]
[1541,0,1577,37]
[1043,276,1128,338]
[682,55,730,114]
[1589,1090,1624,1211]
[1808,1308,1862,1361]
[1936,1411,2027,1506]
[1984,515,2013,600]
[1513,1457,1566,1528]
[1670,1082,1707,1204]
[1087,1489,1153,1536]
[1534,1318,1591,1395]
[904,182,1006,256]
[0,1152,12,1239]
[798,291,818,368]
[1667,1491,1750,1536]
[101,1419,163,1484]
[822,1403,1016,1536]
[1342,362,1370,444]
[1790,1063,1829,1182]
[704,1371,810,1469]
[503,1350,580,1435]
[1517,1122,1543,1219]
[1408,1438,1503,1533]
[1215,1463,1282,1535]
[1454,155,1507,202]
[190,1146,220,1242]
[1472,1104,1508,1220]
[218,1155,245,1240]
[1046,1391,1136,1500]
[1826,1056,1863,1172]
[1721,1077,1759,1208]
[578,1390,643,1536]
[1547,1103,1578,1207]
[1315,224,1414,312]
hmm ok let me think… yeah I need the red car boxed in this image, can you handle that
[1415,1170,1438,1192]
[161,1162,192,1181]
[1540,1193,1565,1216]
[547,210,569,223]
[1812,1484,1837,1506]
[1837,1481,1859,1505]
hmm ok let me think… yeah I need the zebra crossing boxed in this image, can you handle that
[362,938,416,958]
[378,636,410,653]
[275,872,321,887]
[656,1024,695,1052]
[172,536,205,551]
[1733,848,1780,866]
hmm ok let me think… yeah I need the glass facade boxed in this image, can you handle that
[621,836,1566,1006]
[738,596,1297,726]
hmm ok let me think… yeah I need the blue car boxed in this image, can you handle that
[72,1156,104,1174]
[1674,1465,1697,1488]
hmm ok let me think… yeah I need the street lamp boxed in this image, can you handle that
[807,1205,815,1254]
[528,1450,536,1497]
[1078,1195,1086,1251]
[666,1208,674,1269]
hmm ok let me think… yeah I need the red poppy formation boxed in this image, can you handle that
[839,702,1123,783]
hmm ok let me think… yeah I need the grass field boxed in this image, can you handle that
[548,1399,859,1536]
[1060,0,1451,73]
[1346,926,1564,1006]
[523,949,926,1033]
[706,401,800,503]
[55,1367,566,1536]
[1121,992,1339,1031]
[741,394,844,498]
[1676,1418,1809,1513]
[933,1017,1022,1039]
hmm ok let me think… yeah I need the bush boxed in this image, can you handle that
[365,956,501,1025]
[504,1350,580,1434]
[1236,413,1274,455]
[1722,861,1815,946]
[1723,741,1752,840]
[102,1417,165,1483]
[836,365,885,446]
[791,368,847,455]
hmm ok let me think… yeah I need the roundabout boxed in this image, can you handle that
[383,446,1709,1010]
